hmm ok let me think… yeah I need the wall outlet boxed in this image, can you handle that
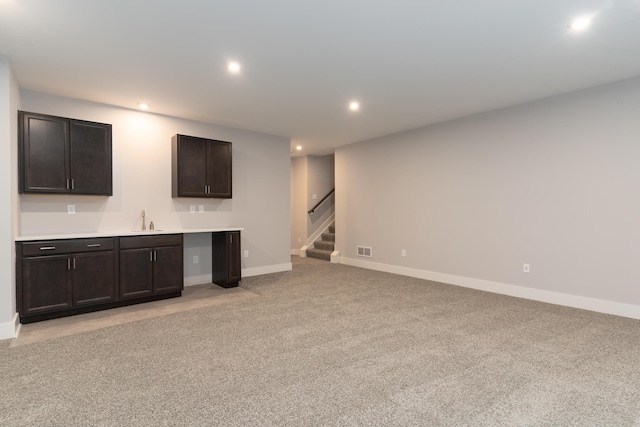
[198,205,204,213]
[523,263,530,273]
[401,249,406,257]
[193,256,198,264]
[67,205,75,214]
[189,205,195,213]
[244,250,249,258]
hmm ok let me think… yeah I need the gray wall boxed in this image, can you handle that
[290,154,335,251]
[306,154,335,241]
[17,90,292,286]
[336,76,640,314]
[0,55,20,339]
[290,156,307,250]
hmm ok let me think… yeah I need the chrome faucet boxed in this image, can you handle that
[141,210,146,231]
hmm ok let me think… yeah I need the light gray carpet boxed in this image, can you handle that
[2,256,640,426]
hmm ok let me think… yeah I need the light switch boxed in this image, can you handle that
[199,205,204,213]
[190,205,195,213]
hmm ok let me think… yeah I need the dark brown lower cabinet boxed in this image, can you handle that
[17,234,184,324]
[18,239,116,320]
[212,231,241,288]
[119,234,184,299]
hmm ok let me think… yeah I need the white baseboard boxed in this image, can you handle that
[340,257,640,320]
[242,263,292,277]
[299,245,309,258]
[291,248,300,256]
[0,313,19,340]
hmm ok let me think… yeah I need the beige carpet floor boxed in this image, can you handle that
[1,256,640,426]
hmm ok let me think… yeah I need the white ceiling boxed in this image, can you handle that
[2,1,640,156]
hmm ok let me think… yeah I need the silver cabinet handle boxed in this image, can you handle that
[40,246,56,250]
[150,252,153,262]
[73,258,76,270]
[86,244,101,248]
[67,258,71,270]
[71,178,75,190]
[154,251,157,261]
[66,179,70,190]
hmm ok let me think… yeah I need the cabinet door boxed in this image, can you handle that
[227,231,241,284]
[174,135,207,197]
[120,248,153,299]
[19,112,70,193]
[207,140,232,198]
[22,255,72,315]
[152,246,184,294]
[73,251,116,306]
[70,120,112,195]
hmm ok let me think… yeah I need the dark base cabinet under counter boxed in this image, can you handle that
[16,234,184,324]
[212,231,241,288]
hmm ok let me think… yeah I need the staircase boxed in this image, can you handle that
[306,223,335,261]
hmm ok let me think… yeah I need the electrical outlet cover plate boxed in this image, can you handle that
[190,205,195,213]
[67,205,75,214]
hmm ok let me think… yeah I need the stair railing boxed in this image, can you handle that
[308,188,335,214]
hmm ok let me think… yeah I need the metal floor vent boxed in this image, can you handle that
[357,246,372,257]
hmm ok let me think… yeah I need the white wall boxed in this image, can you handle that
[18,90,292,285]
[0,55,20,340]
[336,76,640,318]
[306,154,335,240]
[290,156,307,252]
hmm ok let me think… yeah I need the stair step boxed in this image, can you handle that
[321,232,335,242]
[314,240,334,251]
[306,248,332,261]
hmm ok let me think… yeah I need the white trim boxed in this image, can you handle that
[291,248,300,256]
[299,245,309,258]
[242,263,292,277]
[0,313,19,340]
[340,257,640,320]
[330,250,340,264]
[306,213,335,246]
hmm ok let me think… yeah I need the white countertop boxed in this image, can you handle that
[15,227,244,241]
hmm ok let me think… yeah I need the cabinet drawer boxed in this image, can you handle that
[21,238,115,256]
[119,234,183,250]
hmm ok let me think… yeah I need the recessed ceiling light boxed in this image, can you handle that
[568,15,592,31]
[296,145,302,151]
[349,101,360,111]
[228,61,241,73]
[138,103,149,110]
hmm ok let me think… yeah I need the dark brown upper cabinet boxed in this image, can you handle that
[171,134,232,198]
[18,111,113,195]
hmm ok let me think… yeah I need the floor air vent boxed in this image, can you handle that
[357,246,372,257]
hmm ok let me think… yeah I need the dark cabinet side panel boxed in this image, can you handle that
[22,255,72,315]
[227,231,242,284]
[73,252,116,306]
[19,112,69,193]
[70,120,112,195]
